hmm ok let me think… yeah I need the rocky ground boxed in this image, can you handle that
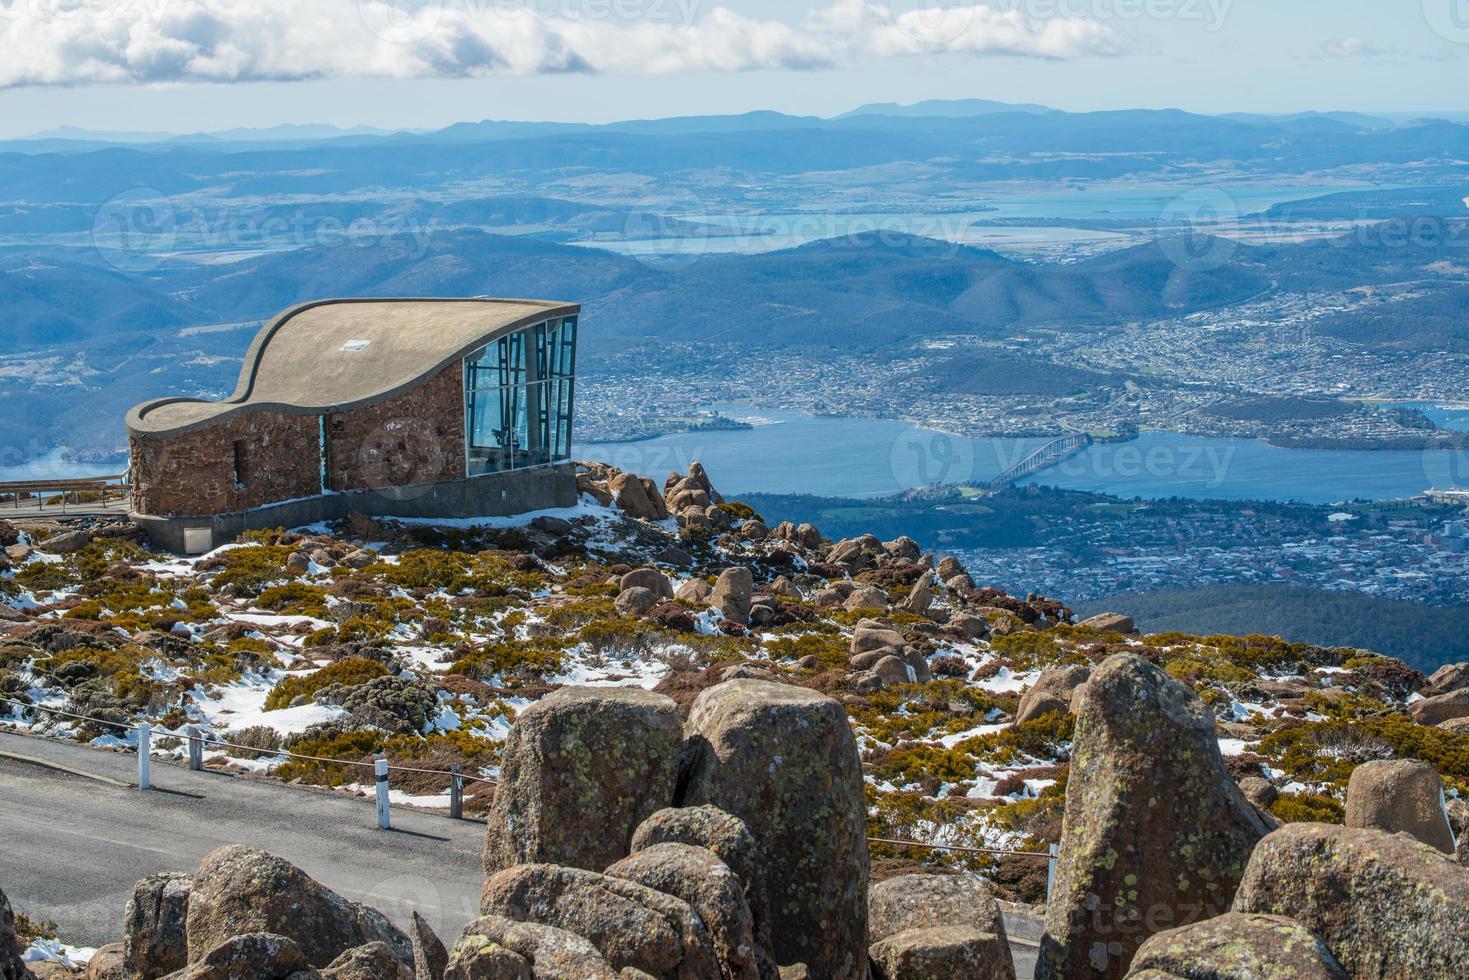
[4,461,1469,977]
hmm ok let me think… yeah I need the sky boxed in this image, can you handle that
[0,0,1466,137]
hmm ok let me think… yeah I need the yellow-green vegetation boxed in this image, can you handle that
[366,548,545,595]
[866,710,1073,786]
[1270,791,1346,824]
[989,628,1097,671]
[276,728,500,787]
[209,545,295,595]
[41,644,159,704]
[11,910,59,945]
[850,680,1000,744]
[716,502,762,522]
[1258,715,1469,795]
[263,657,389,710]
[450,639,567,681]
[866,786,995,874]
[256,582,330,615]
[764,632,849,671]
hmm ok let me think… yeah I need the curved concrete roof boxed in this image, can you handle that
[128,297,579,438]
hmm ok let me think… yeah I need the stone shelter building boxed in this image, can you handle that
[127,298,579,552]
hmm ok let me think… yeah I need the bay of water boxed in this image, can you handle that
[579,182,1352,258]
[0,448,120,483]
[580,405,1469,504]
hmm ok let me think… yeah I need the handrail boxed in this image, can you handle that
[0,695,1058,862]
[0,695,494,784]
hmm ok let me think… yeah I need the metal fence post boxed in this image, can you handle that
[187,726,203,771]
[449,764,464,821]
[1046,843,1059,901]
[375,758,391,830]
[137,723,151,791]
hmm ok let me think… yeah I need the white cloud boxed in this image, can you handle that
[0,0,1120,88]
[1320,37,1385,58]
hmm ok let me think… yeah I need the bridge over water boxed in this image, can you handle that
[989,432,1092,488]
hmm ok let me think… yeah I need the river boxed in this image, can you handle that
[580,405,1469,505]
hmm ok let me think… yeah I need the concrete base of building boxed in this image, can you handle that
[131,464,578,554]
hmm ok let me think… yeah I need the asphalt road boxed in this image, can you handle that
[0,730,486,949]
[0,731,1042,976]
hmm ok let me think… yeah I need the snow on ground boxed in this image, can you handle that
[1218,738,1251,756]
[228,611,333,631]
[973,665,1041,695]
[23,939,94,969]
[193,674,347,736]
[938,722,1009,748]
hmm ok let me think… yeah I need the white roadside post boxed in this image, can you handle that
[449,764,464,821]
[137,723,151,791]
[375,757,391,830]
[187,726,204,771]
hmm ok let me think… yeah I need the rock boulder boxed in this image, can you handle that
[1124,913,1345,979]
[1345,759,1455,853]
[630,807,774,980]
[1013,665,1090,727]
[409,912,448,980]
[1,886,25,980]
[606,843,765,980]
[709,569,754,626]
[868,927,1011,980]
[483,687,682,877]
[167,933,314,980]
[480,864,717,980]
[186,847,411,970]
[1409,688,1469,725]
[1036,655,1273,980]
[444,916,615,979]
[680,680,868,980]
[321,943,413,979]
[867,875,1009,957]
[1232,822,1469,977]
[125,872,193,979]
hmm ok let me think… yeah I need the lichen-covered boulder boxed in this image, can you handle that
[1123,912,1345,979]
[321,942,414,979]
[680,680,868,980]
[615,588,659,617]
[1409,687,1469,725]
[480,864,718,980]
[1427,662,1469,694]
[868,927,1012,980]
[483,687,681,877]
[630,807,774,980]
[87,943,130,980]
[1232,822,1469,977]
[445,916,621,979]
[621,569,673,600]
[1036,655,1273,980]
[166,932,315,980]
[1,886,26,980]
[606,843,764,980]
[867,875,1010,972]
[1013,665,1090,726]
[125,871,193,978]
[186,846,412,969]
[1345,759,1455,853]
[610,473,669,522]
[709,568,754,625]
[409,912,448,980]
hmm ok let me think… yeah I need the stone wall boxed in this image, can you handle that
[130,411,320,518]
[324,363,467,493]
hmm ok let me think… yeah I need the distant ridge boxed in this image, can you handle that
[839,98,1054,119]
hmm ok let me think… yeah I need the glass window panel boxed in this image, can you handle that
[464,317,577,476]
